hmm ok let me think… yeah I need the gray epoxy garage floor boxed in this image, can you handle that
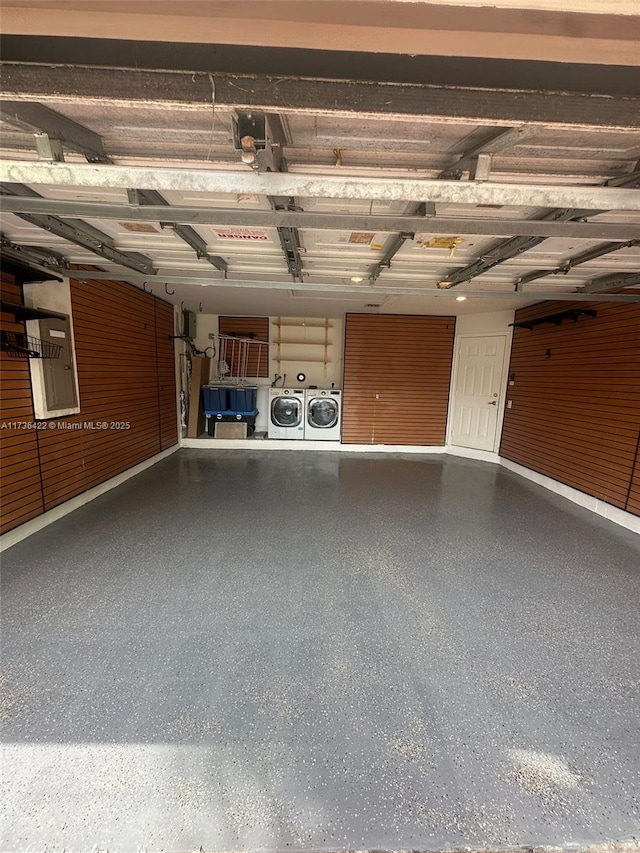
[1,449,639,852]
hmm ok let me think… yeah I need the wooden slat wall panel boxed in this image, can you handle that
[342,314,456,445]
[626,440,640,516]
[500,300,640,516]
[0,271,178,534]
[155,298,178,451]
[0,272,44,534]
[218,316,269,378]
[38,277,161,511]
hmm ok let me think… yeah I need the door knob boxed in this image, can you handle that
[488,400,498,406]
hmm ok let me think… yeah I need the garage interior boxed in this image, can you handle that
[1,2,639,850]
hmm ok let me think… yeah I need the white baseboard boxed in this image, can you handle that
[3,440,637,548]
[181,437,639,532]
[181,437,446,454]
[0,444,180,552]
[329,443,445,454]
[500,457,640,535]
[445,445,501,464]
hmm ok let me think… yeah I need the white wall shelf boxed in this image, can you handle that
[273,338,331,346]
[273,320,334,329]
[273,317,334,376]
[274,357,329,363]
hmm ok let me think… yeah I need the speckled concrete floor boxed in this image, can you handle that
[1,449,639,852]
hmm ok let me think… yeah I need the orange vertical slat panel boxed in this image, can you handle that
[500,301,640,515]
[342,313,456,446]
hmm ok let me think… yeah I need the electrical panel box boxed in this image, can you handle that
[39,315,79,411]
[182,309,196,339]
[24,280,81,420]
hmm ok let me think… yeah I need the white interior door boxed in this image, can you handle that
[450,334,507,451]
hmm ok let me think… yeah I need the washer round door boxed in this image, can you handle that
[271,396,302,427]
[308,396,339,429]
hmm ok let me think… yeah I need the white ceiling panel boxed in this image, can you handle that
[32,185,130,203]
[299,197,414,214]
[160,190,273,210]
[302,230,392,254]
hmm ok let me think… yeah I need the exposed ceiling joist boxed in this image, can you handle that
[129,188,227,274]
[606,161,640,188]
[1,195,638,240]
[2,162,639,211]
[275,225,304,280]
[369,224,420,282]
[370,201,430,282]
[0,100,110,162]
[517,239,640,286]
[438,207,604,288]
[0,255,64,283]
[2,65,639,130]
[258,113,304,281]
[62,270,640,302]
[439,126,534,180]
[579,271,640,294]
[368,201,429,283]
[1,183,156,275]
[15,213,156,275]
[170,224,228,275]
[0,235,66,272]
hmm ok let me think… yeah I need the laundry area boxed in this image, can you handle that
[1,2,640,852]
[186,315,344,442]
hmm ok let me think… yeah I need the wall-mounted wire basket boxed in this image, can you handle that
[1,330,62,359]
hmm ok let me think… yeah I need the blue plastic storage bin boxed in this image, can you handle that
[228,386,257,412]
[202,386,228,412]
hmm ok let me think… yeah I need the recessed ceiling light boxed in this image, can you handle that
[456,295,467,302]
[350,276,364,282]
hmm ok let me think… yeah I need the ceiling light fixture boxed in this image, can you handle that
[456,295,467,302]
[350,276,364,283]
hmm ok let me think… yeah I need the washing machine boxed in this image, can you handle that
[268,388,305,439]
[304,389,342,441]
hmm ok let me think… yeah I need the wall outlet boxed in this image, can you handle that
[507,400,513,409]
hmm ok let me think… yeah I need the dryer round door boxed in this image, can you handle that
[271,396,302,427]
[308,397,339,429]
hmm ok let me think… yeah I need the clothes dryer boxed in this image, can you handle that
[304,389,342,441]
